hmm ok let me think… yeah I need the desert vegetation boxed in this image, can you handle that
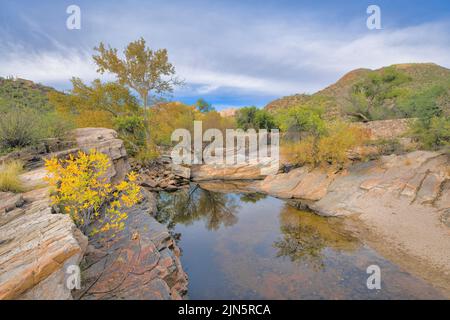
[3,37,448,173]
[0,160,24,193]
[1,38,449,229]
[0,78,72,155]
[263,64,450,165]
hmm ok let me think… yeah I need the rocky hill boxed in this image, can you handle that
[0,77,57,112]
[265,63,450,119]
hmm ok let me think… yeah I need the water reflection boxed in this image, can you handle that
[239,193,267,203]
[155,185,445,299]
[157,185,240,230]
[274,205,359,270]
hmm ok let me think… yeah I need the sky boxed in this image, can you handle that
[0,0,449,110]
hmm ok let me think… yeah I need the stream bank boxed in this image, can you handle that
[185,149,450,296]
[154,184,447,299]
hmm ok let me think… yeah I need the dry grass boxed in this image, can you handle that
[0,160,25,193]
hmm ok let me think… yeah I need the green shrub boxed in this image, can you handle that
[37,111,74,140]
[0,108,40,149]
[236,106,276,130]
[0,77,53,112]
[345,66,411,121]
[0,160,24,193]
[0,108,72,152]
[253,109,276,130]
[411,116,450,150]
[276,105,325,136]
[397,85,447,119]
[113,115,146,156]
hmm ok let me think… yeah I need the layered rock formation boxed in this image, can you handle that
[0,173,87,300]
[74,128,130,184]
[134,157,190,192]
[191,153,278,181]
[1,128,187,300]
[258,167,336,201]
[75,190,188,300]
[307,151,450,284]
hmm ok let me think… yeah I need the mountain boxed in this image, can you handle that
[0,77,57,112]
[265,63,450,120]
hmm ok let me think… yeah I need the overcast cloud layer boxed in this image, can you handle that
[1,0,449,109]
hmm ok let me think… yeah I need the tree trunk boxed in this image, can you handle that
[142,91,151,141]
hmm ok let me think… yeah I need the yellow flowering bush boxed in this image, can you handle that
[45,149,141,235]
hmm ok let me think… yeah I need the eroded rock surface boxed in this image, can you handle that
[1,128,184,300]
[191,150,450,291]
[74,128,130,184]
[258,167,336,201]
[309,152,450,282]
[75,190,188,300]
[0,185,87,300]
[134,157,190,192]
[191,157,278,181]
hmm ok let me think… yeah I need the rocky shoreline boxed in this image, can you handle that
[1,125,449,299]
[190,150,450,296]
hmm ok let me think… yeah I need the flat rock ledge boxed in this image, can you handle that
[0,186,88,300]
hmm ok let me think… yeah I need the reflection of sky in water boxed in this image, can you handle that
[156,186,445,299]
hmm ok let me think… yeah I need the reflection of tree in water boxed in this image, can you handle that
[239,193,267,203]
[274,224,326,270]
[273,204,359,270]
[156,185,240,231]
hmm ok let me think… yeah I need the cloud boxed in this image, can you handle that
[0,1,449,102]
[0,49,96,84]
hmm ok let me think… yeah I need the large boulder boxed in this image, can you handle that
[73,128,130,184]
[191,155,278,181]
[258,167,336,201]
[310,151,449,216]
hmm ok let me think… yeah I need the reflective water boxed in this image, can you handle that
[156,184,445,299]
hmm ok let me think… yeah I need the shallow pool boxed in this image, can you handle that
[155,184,444,299]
